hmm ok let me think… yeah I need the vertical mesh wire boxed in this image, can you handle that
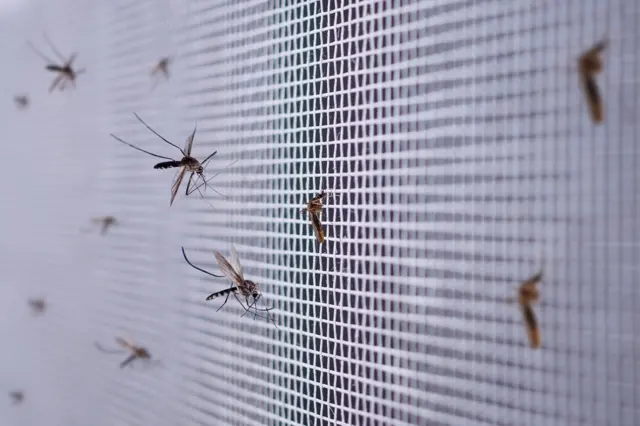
[2,0,639,426]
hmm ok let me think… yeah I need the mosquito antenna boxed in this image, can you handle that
[94,341,125,354]
[200,150,218,166]
[181,247,224,278]
[132,113,186,155]
[42,32,66,63]
[26,40,56,64]
[110,133,175,161]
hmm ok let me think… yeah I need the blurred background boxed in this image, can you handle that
[0,0,639,425]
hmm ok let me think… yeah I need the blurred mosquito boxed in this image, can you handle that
[9,391,23,405]
[28,298,46,315]
[150,57,170,90]
[515,269,542,349]
[13,95,29,110]
[578,39,607,123]
[91,215,117,235]
[181,246,276,326]
[301,190,333,243]
[94,337,161,369]
[110,113,220,206]
[26,33,85,92]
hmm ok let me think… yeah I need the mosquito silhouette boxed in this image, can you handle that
[27,298,46,315]
[13,95,29,110]
[94,337,160,369]
[181,246,276,326]
[516,269,543,349]
[150,57,170,90]
[27,34,85,93]
[91,215,117,235]
[110,113,220,206]
[301,190,332,243]
[9,391,23,405]
[578,39,607,123]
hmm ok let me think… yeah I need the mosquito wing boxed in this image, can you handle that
[170,166,187,206]
[183,124,197,156]
[309,211,325,243]
[229,245,244,279]
[214,250,244,287]
[115,337,136,351]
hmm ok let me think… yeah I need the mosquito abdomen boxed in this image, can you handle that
[46,65,63,72]
[154,160,182,170]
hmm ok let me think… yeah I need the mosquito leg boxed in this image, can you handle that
[26,40,56,64]
[132,113,185,155]
[43,32,67,63]
[216,291,232,312]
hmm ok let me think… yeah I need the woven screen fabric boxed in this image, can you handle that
[1,0,639,426]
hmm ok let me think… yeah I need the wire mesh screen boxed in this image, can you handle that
[2,0,639,425]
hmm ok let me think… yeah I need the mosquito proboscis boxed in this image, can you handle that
[181,246,276,327]
[110,113,220,206]
[26,33,85,93]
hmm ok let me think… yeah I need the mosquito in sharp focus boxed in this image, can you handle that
[110,113,219,206]
[27,298,46,315]
[578,39,607,123]
[181,246,276,326]
[301,190,332,243]
[26,33,85,93]
[13,95,29,110]
[94,337,159,369]
[516,269,542,349]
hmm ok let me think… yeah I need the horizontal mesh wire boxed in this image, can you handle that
[7,0,634,426]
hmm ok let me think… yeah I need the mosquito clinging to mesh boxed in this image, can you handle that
[578,39,607,123]
[26,33,85,93]
[94,337,159,369]
[181,246,276,326]
[516,269,543,349]
[110,113,220,206]
[301,190,331,243]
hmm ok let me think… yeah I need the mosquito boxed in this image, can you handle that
[9,391,23,405]
[94,337,159,369]
[13,95,29,110]
[516,269,542,349]
[26,33,85,93]
[110,113,219,206]
[181,246,276,326]
[150,57,170,90]
[91,215,117,235]
[301,190,332,243]
[27,298,46,315]
[578,39,607,123]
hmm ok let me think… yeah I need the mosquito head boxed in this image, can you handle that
[196,165,204,175]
